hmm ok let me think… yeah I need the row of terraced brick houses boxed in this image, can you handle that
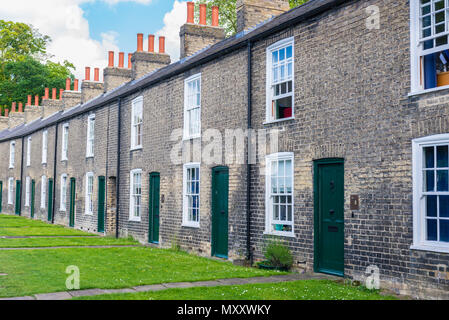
[1,0,449,299]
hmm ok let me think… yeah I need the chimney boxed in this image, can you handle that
[9,102,25,129]
[236,0,290,33]
[103,50,132,93]
[35,95,39,106]
[44,88,49,100]
[82,65,104,103]
[61,78,82,111]
[52,88,57,100]
[180,2,225,59]
[27,95,32,106]
[128,54,132,69]
[60,89,64,100]
[18,103,23,113]
[11,102,16,113]
[131,33,171,80]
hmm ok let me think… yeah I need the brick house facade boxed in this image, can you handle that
[0,0,448,299]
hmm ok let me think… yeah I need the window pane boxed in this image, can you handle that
[273,204,279,220]
[424,147,434,168]
[286,46,292,59]
[271,177,277,193]
[436,11,445,24]
[279,48,285,61]
[422,15,431,28]
[435,0,445,10]
[272,51,278,64]
[425,170,435,191]
[436,35,448,46]
[427,195,438,217]
[437,145,448,167]
[437,170,448,191]
[440,220,449,242]
[427,219,438,241]
[287,205,292,221]
[440,195,449,217]
[422,5,431,15]
[280,205,286,221]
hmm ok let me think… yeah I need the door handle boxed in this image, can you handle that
[329,210,335,215]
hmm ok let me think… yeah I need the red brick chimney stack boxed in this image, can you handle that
[27,95,32,106]
[35,95,39,106]
[199,4,207,25]
[128,54,132,69]
[11,102,16,113]
[66,78,71,91]
[187,2,194,23]
[108,51,115,67]
[94,68,100,81]
[137,33,144,52]
[159,37,165,54]
[85,67,91,81]
[74,79,79,91]
[212,6,219,27]
[52,88,57,100]
[118,52,125,68]
[148,35,155,53]
[18,102,23,113]
[44,88,49,100]
[4,109,8,117]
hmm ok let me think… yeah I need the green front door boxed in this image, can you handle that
[314,159,344,277]
[98,176,105,233]
[0,181,3,213]
[30,180,35,218]
[211,167,229,259]
[15,180,21,215]
[69,178,76,228]
[47,178,53,222]
[149,173,160,243]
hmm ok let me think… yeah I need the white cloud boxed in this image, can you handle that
[0,0,152,80]
[155,0,187,62]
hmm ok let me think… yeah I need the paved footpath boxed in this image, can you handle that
[0,245,140,251]
[0,273,339,300]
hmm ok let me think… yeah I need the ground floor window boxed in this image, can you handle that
[129,169,142,221]
[85,173,94,215]
[183,163,200,228]
[41,176,46,209]
[265,153,294,236]
[25,177,31,207]
[413,134,449,252]
[60,174,68,212]
[8,177,14,205]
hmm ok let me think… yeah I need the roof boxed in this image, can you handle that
[0,0,348,143]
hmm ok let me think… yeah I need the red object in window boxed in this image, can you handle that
[283,107,292,118]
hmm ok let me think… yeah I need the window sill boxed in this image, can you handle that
[408,85,449,97]
[9,166,14,169]
[263,231,296,238]
[86,155,94,159]
[61,158,68,162]
[263,117,295,126]
[410,243,449,254]
[130,147,143,152]
[129,217,141,222]
[182,222,200,229]
[85,212,93,216]
[183,135,201,141]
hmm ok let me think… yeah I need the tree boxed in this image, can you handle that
[195,0,310,37]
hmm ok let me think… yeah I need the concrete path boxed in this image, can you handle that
[0,273,339,301]
[0,236,99,239]
[0,245,140,251]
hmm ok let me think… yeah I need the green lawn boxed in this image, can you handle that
[0,236,138,248]
[0,247,285,298]
[74,280,397,300]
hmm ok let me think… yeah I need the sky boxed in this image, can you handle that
[0,0,188,79]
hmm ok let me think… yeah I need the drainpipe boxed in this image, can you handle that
[19,136,24,216]
[246,40,253,265]
[115,98,122,238]
[51,124,59,224]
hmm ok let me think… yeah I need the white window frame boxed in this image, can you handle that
[41,175,46,209]
[85,172,94,215]
[412,133,449,253]
[25,176,31,207]
[264,152,295,237]
[182,163,201,228]
[129,169,142,222]
[131,96,143,150]
[9,141,15,169]
[8,177,14,205]
[26,137,31,167]
[86,114,95,158]
[60,174,68,212]
[410,0,449,94]
[265,37,295,124]
[183,74,202,140]
[61,123,69,161]
[42,130,48,164]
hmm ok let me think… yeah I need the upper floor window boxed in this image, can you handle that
[182,163,200,228]
[41,175,46,209]
[9,141,15,169]
[26,137,31,167]
[85,172,94,215]
[265,153,294,236]
[266,37,294,123]
[42,130,48,164]
[86,114,95,158]
[62,123,69,161]
[8,177,14,205]
[25,176,31,207]
[131,97,143,150]
[413,134,449,253]
[411,0,449,92]
[184,74,201,139]
[60,174,68,212]
[129,169,142,221]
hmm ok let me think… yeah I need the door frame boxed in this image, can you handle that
[148,172,160,244]
[69,178,76,228]
[47,178,54,222]
[30,180,35,218]
[15,180,21,216]
[98,176,106,233]
[313,158,345,277]
[211,166,229,259]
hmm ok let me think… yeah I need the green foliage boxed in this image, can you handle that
[264,239,293,270]
[289,0,310,8]
[0,20,75,116]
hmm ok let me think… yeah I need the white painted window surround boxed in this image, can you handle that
[266,37,295,124]
[412,133,449,253]
[86,114,95,158]
[129,169,142,222]
[131,97,143,150]
[62,123,69,161]
[9,141,15,169]
[182,163,200,228]
[85,172,94,215]
[42,130,48,164]
[25,176,31,207]
[41,176,47,209]
[183,74,201,140]
[60,174,68,212]
[8,177,14,205]
[265,152,295,238]
[26,137,31,167]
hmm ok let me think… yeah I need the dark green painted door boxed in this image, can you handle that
[69,178,76,228]
[149,173,160,243]
[0,181,3,213]
[314,159,344,277]
[15,180,21,215]
[98,176,105,233]
[47,178,53,222]
[30,180,35,218]
[212,167,229,259]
